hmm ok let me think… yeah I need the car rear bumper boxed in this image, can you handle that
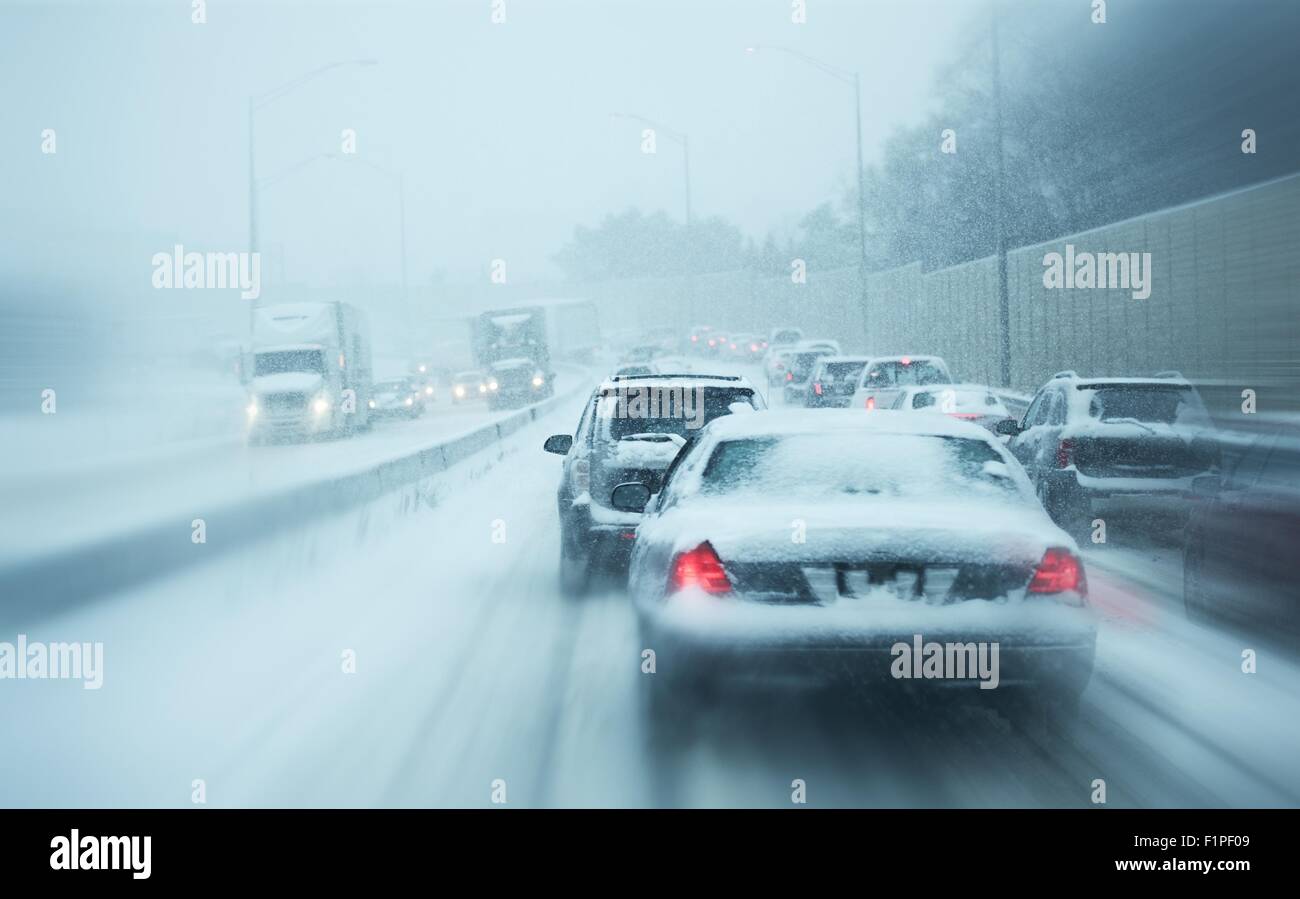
[640,595,1097,693]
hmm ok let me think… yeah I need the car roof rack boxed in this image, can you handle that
[1153,369,1185,379]
[1050,370,1078,380]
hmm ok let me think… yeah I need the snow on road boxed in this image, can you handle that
[3,367,1298,808]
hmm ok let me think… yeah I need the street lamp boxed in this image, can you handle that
[248,59,378,260]
[609,112,692,228]
[746,45,868,294]
[331,155,411,349]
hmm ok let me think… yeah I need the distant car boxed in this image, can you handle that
[449,369,488,403]
[368,378,425,419]
[725,332,765,359]
[767,327,804,349]
[782,347,837,404]
[406,362,438,402]
[852,355,953,411]
[891,383,1016,433]
[613,363,655,379]
[1002,372,1218,533]
[1183,422,1300,629]
[622,344,664,364]
[687,325,715,354]
[807,356,871,408]
[617,410,1096,737]
[649,355,696,375]
[543,374,767,595]
[765,348,796,387]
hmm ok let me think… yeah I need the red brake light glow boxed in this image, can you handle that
[1056,438,1075,469]
[865,396,876,410]
[813,382,823,396]
[900,356,911,365]
[1027,548,1085,595]
[670,542,731,594]
[786,371,794,381]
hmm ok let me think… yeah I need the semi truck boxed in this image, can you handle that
[471,300,599,411]
[244,301,373,442]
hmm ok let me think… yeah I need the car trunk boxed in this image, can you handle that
[1072,432,1214,478]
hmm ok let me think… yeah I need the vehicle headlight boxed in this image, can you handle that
[478,384,486,394]
[531,373,544,388]
[246,399,258,419]
[488,380,499,391]
[312,393,331,415]
[455,385,466,397]
[404,397,413,406]
[368,399,376,409]
[425,386,433,395]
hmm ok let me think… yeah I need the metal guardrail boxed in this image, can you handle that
[0,382,586,627]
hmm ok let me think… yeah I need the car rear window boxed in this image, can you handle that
[697,433,1023,501]
[863,360,949,388]
[819,361,867,382]
[911,388,1007,415]
[771,329,801,344]
[789,352,828,380]
[598,387,756,441]
[1081,384,1208,425]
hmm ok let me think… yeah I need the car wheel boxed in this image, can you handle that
[1182,538,1211,622]
[559,536,590,597]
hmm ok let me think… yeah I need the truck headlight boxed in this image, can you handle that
[312,393,331,415]
[368,399,376,409]
[246,399,259,419]
[488,380,499,391]
[455,385,466,398]
[404,397,413,406]
[531,373,545,388]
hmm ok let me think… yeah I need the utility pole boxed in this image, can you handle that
[991,4,1011,388]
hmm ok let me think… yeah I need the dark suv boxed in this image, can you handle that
[543,374,766,594]
[1002,371,1218,532]
[1183,420,1300,629]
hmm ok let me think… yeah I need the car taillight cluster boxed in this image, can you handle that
[786,371,794,381]
[813,382,823,396]
[865,396,876,410]
[670,542,731,594]
[571,458,590,494]
[1055,438,1075,469]
[1027,548,1086,595]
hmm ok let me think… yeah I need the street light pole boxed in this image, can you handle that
[990,5,1011,388]
[610,112,693,229]
[747,46,869,322]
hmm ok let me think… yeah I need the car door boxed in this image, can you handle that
[1008,388,1050,475]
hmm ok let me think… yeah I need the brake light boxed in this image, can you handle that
[900,356,911,365]
[786,371,794,381]
[691,335,698,342]
[813,382,823,396]
[708,339,716,347]
[865,396,876,410]
[750,343,759,352]
[1027,548,1085,595]
[948,412,979,420]
[1055,438,1075,469]
[670,542,731,594]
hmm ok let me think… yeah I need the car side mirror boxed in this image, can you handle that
[543,434,573,455]
[994,419,1022,437]
[610,481,652,513]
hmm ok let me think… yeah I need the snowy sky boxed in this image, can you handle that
[1,0,970,290]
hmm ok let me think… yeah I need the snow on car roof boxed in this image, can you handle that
[899,382,997,394]
[703,409,994,441]
[1068,376,1194,387]
[600,374,752,390]
[865,354,945,364]
[816,355,872,364]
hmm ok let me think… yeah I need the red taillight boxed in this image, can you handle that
[730,343,737,350]
[691,335,698,342]
[1028,548,1085,595]
[948,412,979,420]
[786,371,794,381]
[1055,438,1075,469]
[708,339,716,347]
[865,396,876,410]
[813,382,823,396]
[750,343,759,352]
[670,542,731,594]
[900,356,911,366]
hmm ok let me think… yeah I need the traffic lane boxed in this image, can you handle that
[0,367,588,567]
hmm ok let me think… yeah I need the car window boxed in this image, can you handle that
[574,393,598,449]
[1082,384,1211,427]
[1048,391,1067,426]
[596,386,756,442]
[696,433,1027,502]
[1023,391,1047,427]
[862,360,948,389]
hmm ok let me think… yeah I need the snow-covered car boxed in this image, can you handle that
[615,410,1097,735]
[852,354,953,410]
[449,369,488,403]
[781,345,838,404]
[806,355,871,408]
[890,383,1017,432]
[367,378,425,419]
[543,374,767,594]
[1002,371,1219,532]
